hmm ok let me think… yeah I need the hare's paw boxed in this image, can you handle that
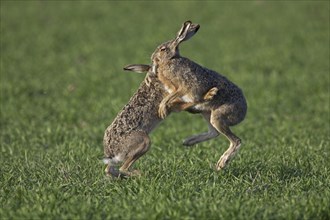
[215,155,229,171]
[145,70,158,87]
[204,87,219,101]
[145,75,152,87]
[183,136,199,146]
[158,102,169,119]
[118,169,141,178]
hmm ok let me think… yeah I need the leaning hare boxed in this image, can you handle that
[150,21,247,170]
[103,64,217,177]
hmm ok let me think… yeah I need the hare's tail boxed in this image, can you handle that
[103,158,111,164]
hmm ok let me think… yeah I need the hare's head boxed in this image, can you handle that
[151,21,200,64]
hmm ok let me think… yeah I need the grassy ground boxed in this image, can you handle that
[1,1,329,219]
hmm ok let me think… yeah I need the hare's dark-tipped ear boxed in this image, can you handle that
[174,21,200,45]
[176,21,192,43]
[123,64,151,73]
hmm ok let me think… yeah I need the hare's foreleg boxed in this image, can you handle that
[159,89,187,118]
[118,131,151,177]
[210,109,242,170]
[168,97,196,112]
[183,112,219,146]
[203,87,219,100]
[162,86,219,117]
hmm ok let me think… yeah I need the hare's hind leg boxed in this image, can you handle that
[119,131,151,177]
[210,109,242,170]
[183,112,219,146]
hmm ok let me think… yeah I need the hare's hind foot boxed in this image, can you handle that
[119,169,142,177]
[209,108,242,171]
[215,141,241,170]
[105,165,122,178]
[118,130,150,177]
[105,166,142,178]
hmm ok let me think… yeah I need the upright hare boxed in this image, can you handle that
[151,21,247,170]
[103,64,217,177]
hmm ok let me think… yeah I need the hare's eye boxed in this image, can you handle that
[160,46,166,51]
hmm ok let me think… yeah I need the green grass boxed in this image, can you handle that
[1,1,329,219]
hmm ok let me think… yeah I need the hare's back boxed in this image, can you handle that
[173,58,230,86]
[103,81,165,153]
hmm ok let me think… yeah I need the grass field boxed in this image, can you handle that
[1,1,329,219]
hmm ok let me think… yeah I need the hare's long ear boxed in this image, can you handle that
[123,64,151,73]
[175,21,192,43]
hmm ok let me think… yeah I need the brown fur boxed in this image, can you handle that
[151,21,247,170]
[103,65,217,177]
